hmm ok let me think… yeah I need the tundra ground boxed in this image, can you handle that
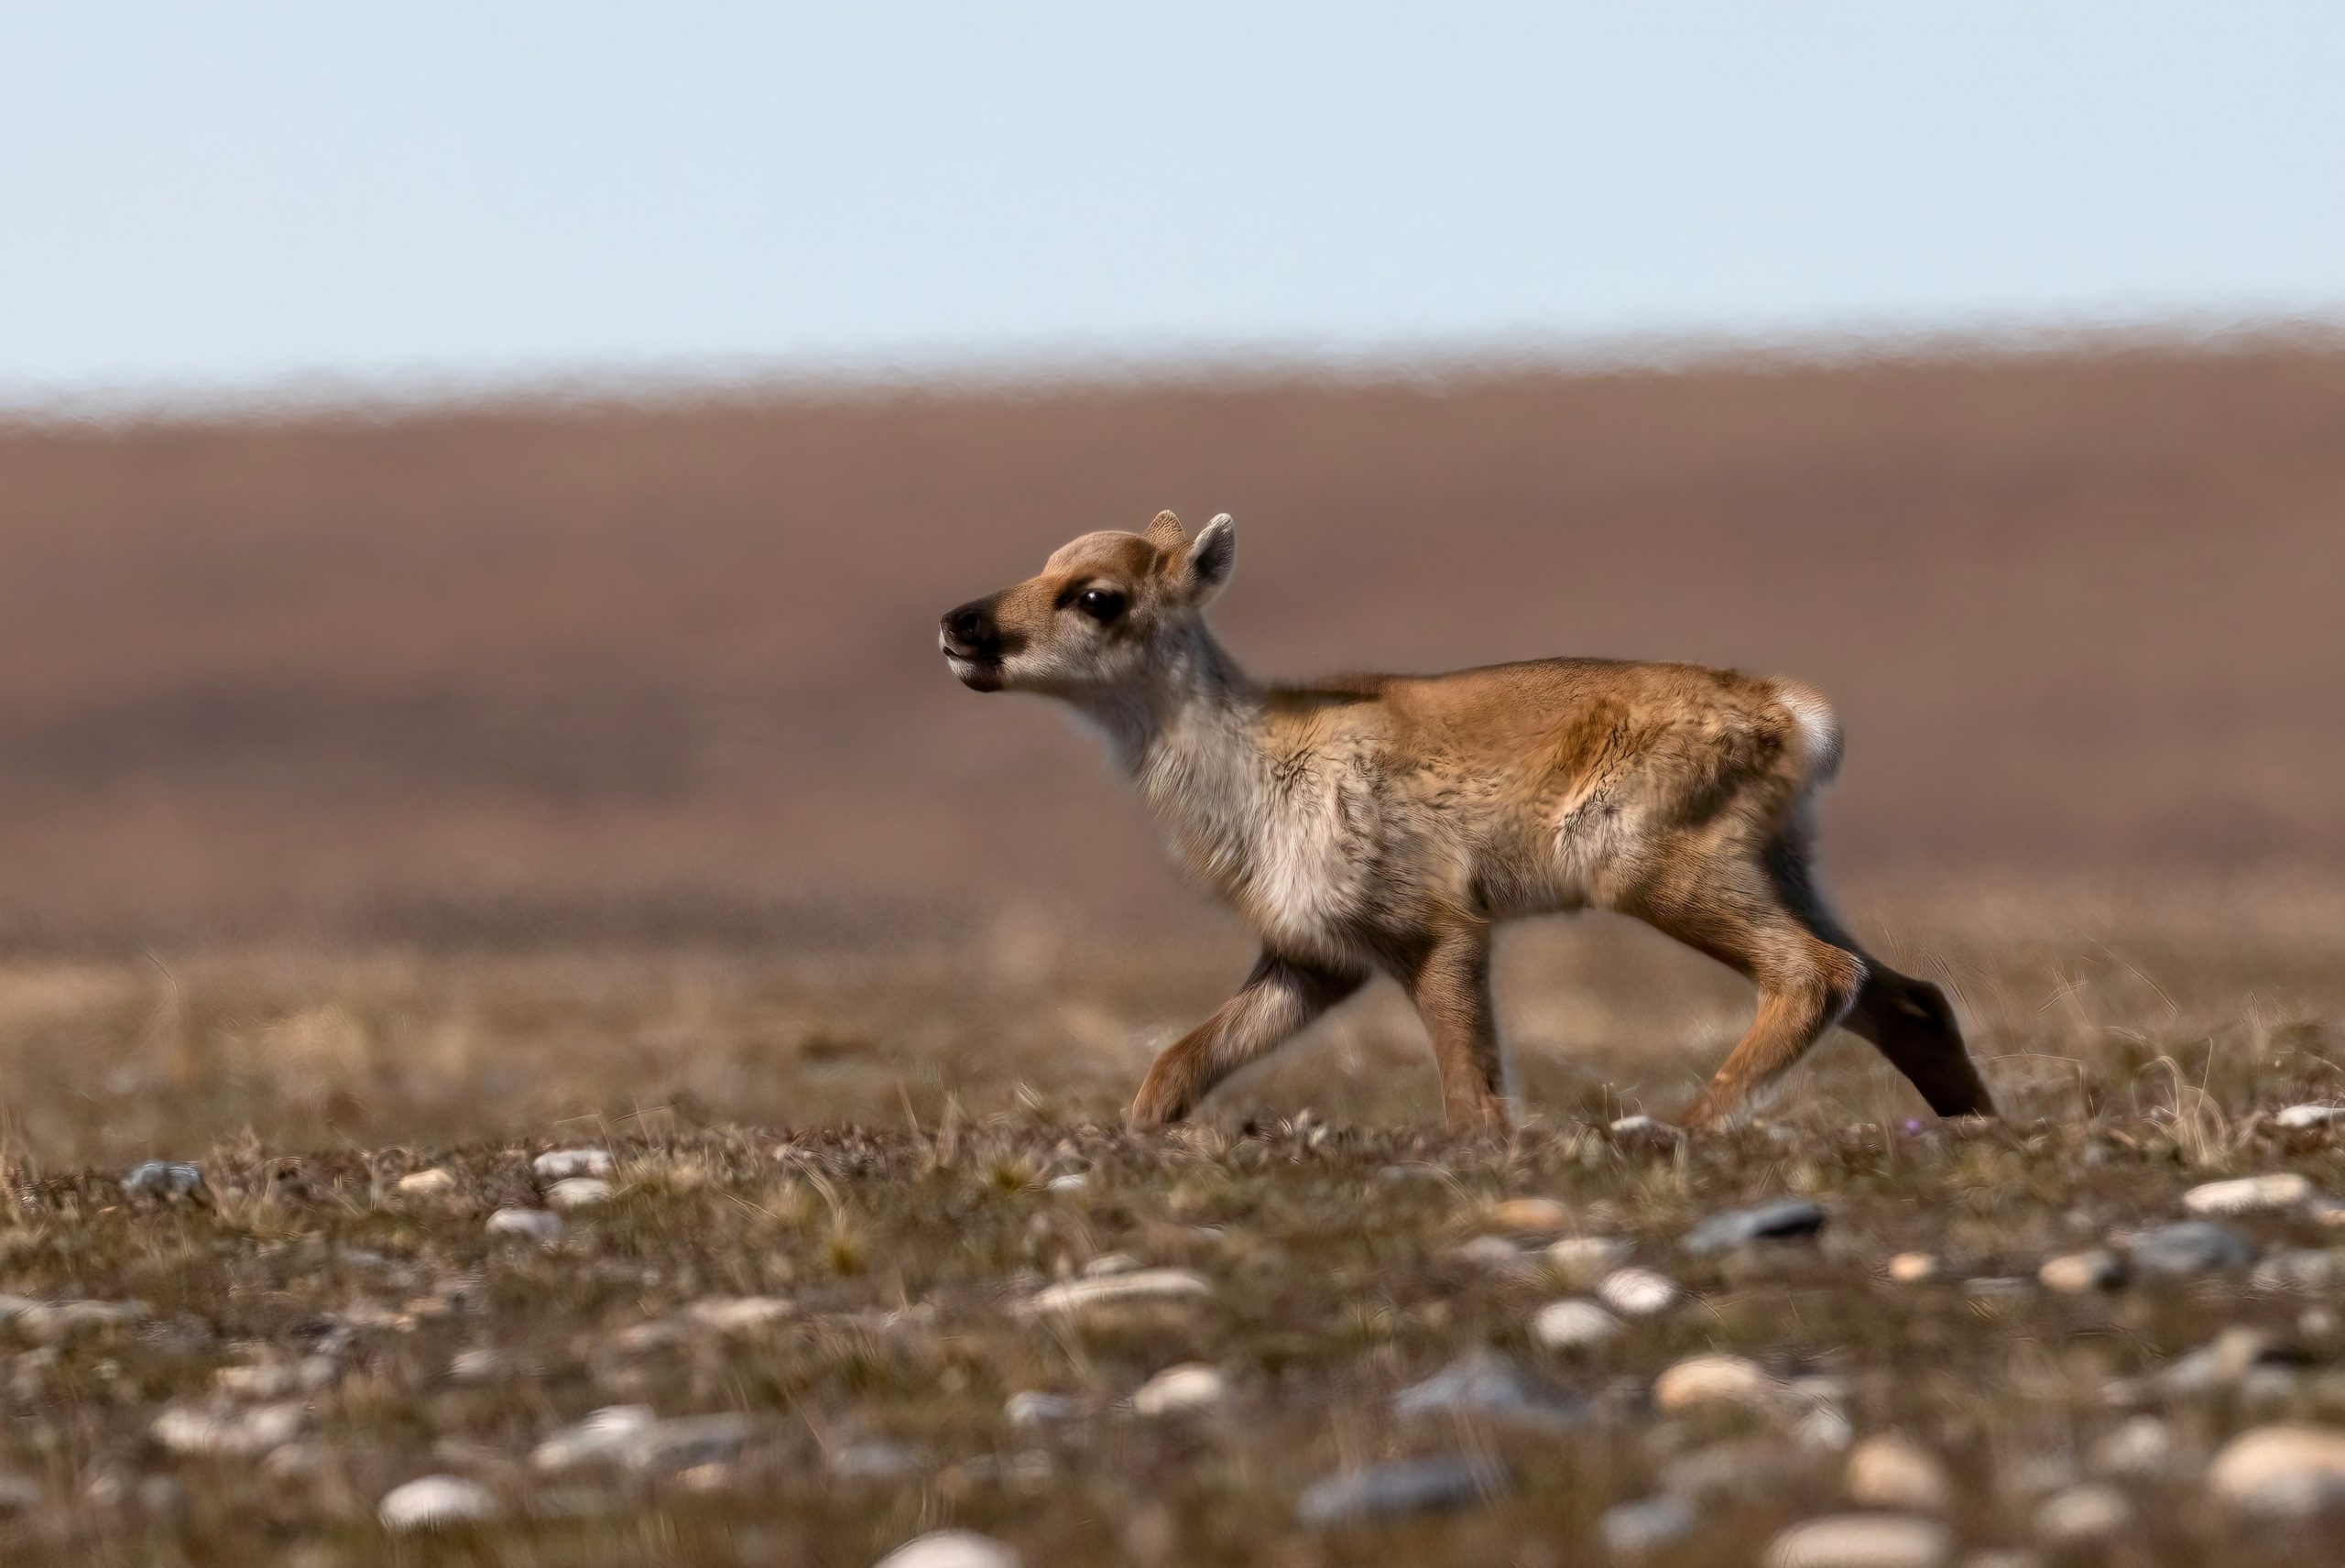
[1,884,2341,1565]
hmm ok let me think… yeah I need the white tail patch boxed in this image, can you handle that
[1777,686,1844,784]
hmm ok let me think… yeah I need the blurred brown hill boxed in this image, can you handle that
[2,341,2340,950]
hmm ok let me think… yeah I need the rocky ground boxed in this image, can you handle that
[11,1104,2345,1567]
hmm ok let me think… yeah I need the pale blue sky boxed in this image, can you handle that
[5,4,2341,404]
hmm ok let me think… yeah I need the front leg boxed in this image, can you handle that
[1398,919,1512,1134]
[1129,952,1366,1131]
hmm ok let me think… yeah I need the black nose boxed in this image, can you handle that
[941,601,1002,659]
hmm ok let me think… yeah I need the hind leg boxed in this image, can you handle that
[1764,826,1997,1118]
[1625,859,1868,1131]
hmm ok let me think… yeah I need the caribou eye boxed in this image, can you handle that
[1076,587,1127,624]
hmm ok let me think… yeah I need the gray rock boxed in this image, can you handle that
[1296,1454,1509,1526]
[1600,1494,1697,1559]
[1683,1198,1828,1255]
[2034,1482,2132,1545]
[485,1207,564,1245]
[830,1439,922,1479]
[2119,1220,2257,1277]
[544,1176,613,1211]
[379,1474,501,1531]
[531,1406,750,1475]
[1391,1350,1586,1432]
[122,1162,205,1202]
[2252,1248,2345,1292]
[1597,1267,1683,1316]
[1004,1390,1077,1426]
[2159,1327,2308,1396]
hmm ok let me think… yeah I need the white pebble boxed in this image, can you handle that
[1847,1433,1953,1513]
[2209,1423,2345,1516]
[1652,1353,1783,1413]
[533,1147,614,1180]
[544,1176,613,1211]
[1532,1298,1623,1352]
[1546,1235,1634,1286]
[2185,1172,2313,1215]
[1886,1253,1940,1284]
[379,1474,501,1531]
[1763,1513,1952,1568]
[871,1530,1024,1568]
[1023,1269,1210,1315]
[2034,1483,2132,1545]
[396,1168,456,1195]
[2276,1105,2344,1130]
[1598,1267,1682,1317]
[1131,1363,1227,1416]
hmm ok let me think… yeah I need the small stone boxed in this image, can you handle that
[1081,1253,1141,1277]
[684,1296,793,1332]
[1763,1513,1952,1568]
[1023,1268,1210,1315]
[2252,1249,2345,1292]
[544,1177,612,1211]
[533,1148,613,1181]
[2120,1220,2257,1277]
[2038,1249,2126,1293]
[1046,1172,1089,1192]
[1598,1268,1683,1317]
[121,1161,205,1202]
[485,1208,563,1245]
[1682,1198,1828,1255]
[1295,1455,1509,1526]
[1653,1353,1783,1413]
[1609,1115,1686,1151]
[1487,1196,1570,1234]
[1454,1235,1536,1273]
[2161,1327,2307,1396]
[396,1168,456,1196]
[2186,1172,2313,1215]
[1004,1390,1076,1427]
[1887,1252,1941,1284]
[1131,1364,1227,1416]
[1847,1432,1954,1512]
[1391,1350,1586,1432]
[531,1406,655,1472]
[2276,1105,2344,1131]
[2091,1415,2175,1479]
[378,1475,501,1531]
[1545,1236,1635,1286]
[448,1348,510,1384]
[2034,1482,2132,1545]
[151,1400,304,1458]
[871,1530,1024,1568]
[1601,1494,1696,1559]
[2209,1423,2345,1517]
[1532,1298,1623,1351]
[831,1439,922,1479]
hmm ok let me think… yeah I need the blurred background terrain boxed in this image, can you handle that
[4,341,2343,1163]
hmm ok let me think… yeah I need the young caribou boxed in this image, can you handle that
[939,510,1996,1134]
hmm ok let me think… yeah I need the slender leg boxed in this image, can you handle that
[1763,828,1998,1118]
[1128,952,1365,1131]
[1398,920,1511,1134]
[1625,857,1865,1130]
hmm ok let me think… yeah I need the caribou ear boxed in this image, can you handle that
[1183,513,1236,604]
[1143,509,1186,554]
